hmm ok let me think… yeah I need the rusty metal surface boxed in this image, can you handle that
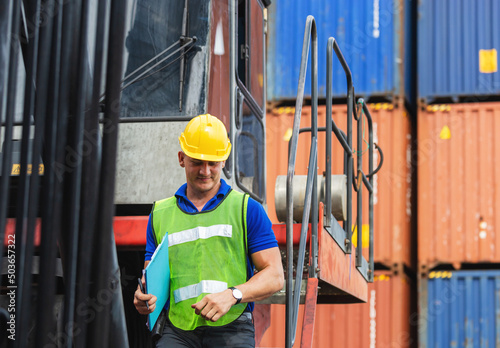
[418,102,500,269]
[254,304,272,347]
[207,0,231,125]
[258,271,414,348]
[267,104,413,269]
[271,206,367,305]
[300,278,319,348]
[272,223,310,246]
[317,204,367,303]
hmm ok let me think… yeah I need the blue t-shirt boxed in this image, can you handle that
[145,179,278,312]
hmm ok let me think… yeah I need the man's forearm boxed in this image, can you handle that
[238,268,283,302]
[235,247,284,303]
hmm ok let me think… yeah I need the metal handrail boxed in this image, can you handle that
[285,16,385,348]
[326,38,353,250]
[356,99,384,279]
[326,37,384,279]
[285,15,318,348]
[354,99,371,272]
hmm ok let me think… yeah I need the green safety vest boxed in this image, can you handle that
[151,189,249,331]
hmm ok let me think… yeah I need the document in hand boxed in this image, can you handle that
[145,234,170,331]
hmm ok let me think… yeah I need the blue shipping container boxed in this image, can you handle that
[418,0,500,103]
[420,270,500,348]
[266,0,414,102]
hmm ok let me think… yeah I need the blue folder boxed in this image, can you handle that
[145,234,170,330]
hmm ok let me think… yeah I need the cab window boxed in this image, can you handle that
[235,0,266,202]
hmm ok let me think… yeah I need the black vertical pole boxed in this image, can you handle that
[45,0,73,343]
[55,0,77,285]
[0,0,21,268]
[60,0,91,345]
[87,0,129,346]
[21,0,56,343]
[35,0,64,345]
[15,1,41,346]
[74,0,108,346]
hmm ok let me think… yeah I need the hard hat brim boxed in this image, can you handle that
[180,142,231,162]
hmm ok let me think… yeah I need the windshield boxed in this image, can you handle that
[120,0,210,118]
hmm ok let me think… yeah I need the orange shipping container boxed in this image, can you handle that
[418,102,500,271]
[257,270,415,348]
[266,105,413,270]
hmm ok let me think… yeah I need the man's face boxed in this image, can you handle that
[178,151,224,195]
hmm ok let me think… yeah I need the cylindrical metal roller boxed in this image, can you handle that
[324,175,347,221]
[274,174,347,223]
[274,175,322,223]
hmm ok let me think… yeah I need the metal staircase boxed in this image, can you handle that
[278,16,384,348]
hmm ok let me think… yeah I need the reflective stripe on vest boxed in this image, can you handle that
[173,280,227,303]
[168,224,232,247]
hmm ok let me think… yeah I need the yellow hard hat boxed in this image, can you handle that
[179,114,231,161]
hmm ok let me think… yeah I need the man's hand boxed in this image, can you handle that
[133,277,157,315]
[191,289,236,322]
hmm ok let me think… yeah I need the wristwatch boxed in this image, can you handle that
[229,287,243,304]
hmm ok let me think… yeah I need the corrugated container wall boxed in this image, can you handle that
[418,102,500,271]
[258,271,415,348]
[418,0,500,103]
[419,270,500,348]
[266,104,414,270]
[266,0,414,103]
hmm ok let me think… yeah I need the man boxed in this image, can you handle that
[134,114,284,347]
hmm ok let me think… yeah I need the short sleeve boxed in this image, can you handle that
[246,198,278,255]
[144,214,156,261]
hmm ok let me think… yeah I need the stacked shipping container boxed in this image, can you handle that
[266,104,413,269]
[419,270,500,347]
[266,0,414,104]
[417,0,500,104]
[258,271,415,348]
[416,0,500,343]
[263,0,417,345]
[264,103,415,346]
[263,0,500,344]
[417,102,500,272]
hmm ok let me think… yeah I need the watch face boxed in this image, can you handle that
[233,288,243,299]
